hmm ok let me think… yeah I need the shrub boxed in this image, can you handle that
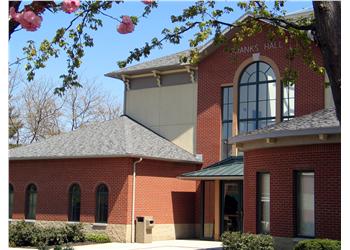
[85,233,111,243]
[221,231,274,250]
[293,239,341,250]
[9,221,85,248]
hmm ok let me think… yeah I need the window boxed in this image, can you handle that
[257,173,270,234]
[239,62,276,133]
[282,83,295,121]
[222,86,233,159]
[25,184,37,220]
[9,184,14,219]
[68,184,81,222]
[96,184,108,223]
[296,172,315,237]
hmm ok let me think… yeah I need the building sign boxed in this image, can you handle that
[233,41,283,55]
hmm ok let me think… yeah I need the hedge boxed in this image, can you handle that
[294,239,341,250]
[221,231,274,250]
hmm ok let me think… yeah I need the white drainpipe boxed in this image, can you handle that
[131,157,143,243]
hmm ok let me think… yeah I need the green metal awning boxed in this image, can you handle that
[178,156,244,180]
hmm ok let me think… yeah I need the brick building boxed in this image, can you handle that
[9,10,340,248]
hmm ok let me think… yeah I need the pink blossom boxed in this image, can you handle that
[142,0,154,4]
[117,16,135,34]
[61,0,80,14]
[10,7,42,32]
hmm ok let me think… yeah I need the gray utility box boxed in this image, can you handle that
[135,216,154,243]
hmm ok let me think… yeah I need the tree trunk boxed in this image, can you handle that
[313,1,341,122]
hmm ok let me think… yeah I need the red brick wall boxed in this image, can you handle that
[243,143,340,240]
[196,26,324,168]
[9,157,198,225]
[130,159,198,224]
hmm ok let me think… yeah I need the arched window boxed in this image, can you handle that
[238,61,276,133]
[95,184,108,223]
[68,184,81,222]
[25,184,37,220]
[9,184,14,219]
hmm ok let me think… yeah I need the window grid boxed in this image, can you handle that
[9,184,14,219]
[257,173,270,234]
[238,62,276,133]
[25,184,37,220]
[96,184,109,223]
[296,171,315,237]
[68,184,81,222]
[222,86,233,159]
[282,83,295,121]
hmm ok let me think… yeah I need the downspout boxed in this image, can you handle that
[131,157,143,243]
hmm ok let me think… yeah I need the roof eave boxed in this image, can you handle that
[9,153,202,164]
[177,175,244,180]
[229,126,341,144]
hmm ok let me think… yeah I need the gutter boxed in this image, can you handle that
[131,157,142,243]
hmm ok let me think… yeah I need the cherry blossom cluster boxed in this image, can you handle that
[9,0,154,34]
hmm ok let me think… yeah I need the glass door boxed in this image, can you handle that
[221,181,243,233]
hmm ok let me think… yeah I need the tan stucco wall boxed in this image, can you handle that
[125,83,197,153]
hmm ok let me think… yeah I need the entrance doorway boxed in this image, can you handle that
[221,181,243,233]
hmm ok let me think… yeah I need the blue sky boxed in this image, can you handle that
[9,1,312,107]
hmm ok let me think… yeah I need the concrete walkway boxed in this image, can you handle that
[10,240,223,250]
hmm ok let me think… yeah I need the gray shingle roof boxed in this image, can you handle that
[178,156,243,180]
[105,50,191,78]
[9,116,201,163]
[230,107,340,144]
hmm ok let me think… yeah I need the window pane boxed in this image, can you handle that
[289,99,295,116]
[240,72,250,84]
[228,87,233,104]
[223,104,228,121]
[228,104,233,121]
[248,102,257,119]
[259,62,270,73]
[69,184,81,222]
[248,73,256,83]
[283,99,289,116]
[240,86,248,102]
[248,85,256,102]
[259,72,267,82]
[245,63,256,75]
[239,121,246,133]
[289,84,295,98]
[259,84,267,101]
[258,119,267,129]
[223,88,229,103]
[267,100,276,117]
[239,103,248,119]
[258,101,267,118]
[247,121,256,132]
[297,172,315,237]
[267,82,276,100]
[222,123,228,139]
[266,68,276,81]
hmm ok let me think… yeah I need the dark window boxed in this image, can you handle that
[222,86,233,159]
[96,184,108,223]
[238,62,276,133]
[257,173,270,234]
[282,83,295,121]
[68,184,81,222]
[296,172,315,237]
[9,184,14,219]
[25,184,37,220]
